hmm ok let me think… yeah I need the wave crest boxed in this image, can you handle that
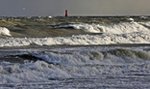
[107,48,150,60]
[0,27,11,36]
[52,22,150,34]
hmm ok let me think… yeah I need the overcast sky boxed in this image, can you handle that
[0,0,150,16]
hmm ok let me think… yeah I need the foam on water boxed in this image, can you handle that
[52,21,150,34]
[0,17,150,88]
[0,21,149,47]
[0,27,11,36]
[0,31,149,47]
[0,46,149,84]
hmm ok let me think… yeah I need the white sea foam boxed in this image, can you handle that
[53,22,150,34]
[0,46,149,84]
[0,20,150,88]
[0,31,149,47]
[0,22,149,47]
[0,27,11,36]
[97,22,150,34]
[139,21,150,27]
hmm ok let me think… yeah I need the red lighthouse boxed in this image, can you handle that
[65,10,68,17]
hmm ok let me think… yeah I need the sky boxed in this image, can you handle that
[0,0,150,16]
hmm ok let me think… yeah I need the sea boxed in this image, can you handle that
[0,16,150,89]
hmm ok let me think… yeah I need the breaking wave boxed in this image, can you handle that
[0,17,150,87]
[0,46,150,83]
[0,27,11,36]
[0,31,149,47]
[0,21,150,47]
[52,21,150,34]
[107,48,150,60]
[4,47,150,65]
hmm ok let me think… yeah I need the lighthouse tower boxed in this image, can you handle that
[65,10,68,17]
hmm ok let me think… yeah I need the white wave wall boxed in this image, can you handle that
[0,46,150,83]
[0,27,11,36]
[54,21,150,34]
[0,31,149,47]
[0,21,150,47]
[97,22,150,34]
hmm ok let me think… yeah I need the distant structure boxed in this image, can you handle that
[65,10,68,17]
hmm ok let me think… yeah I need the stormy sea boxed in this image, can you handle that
[0,16,150,89]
